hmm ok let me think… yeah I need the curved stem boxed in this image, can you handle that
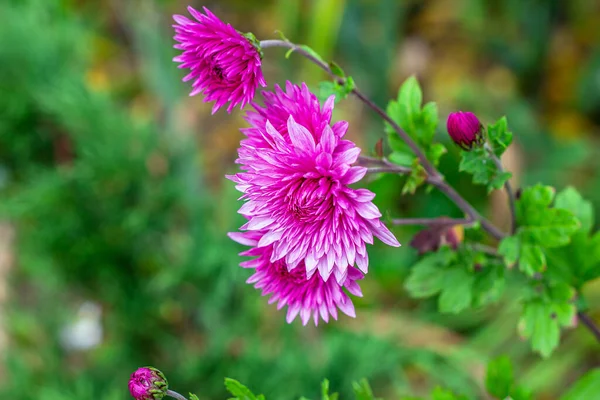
[358,156,505,240]
[167,390,188,400]
[391,217,473,227]
[577,311,600,342]
[262,39,505,241]
[485,143,517,233]
[260,40,439,178]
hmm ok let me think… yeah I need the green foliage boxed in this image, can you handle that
[485,356,532,400]
[458,117,513,193]
[318,77,356,103]
[560,369,600,400]
[518,282,577,358]
[225,378,266,400]
[545,187,600,288]
[498,184,580,277]
[385,76,446,194]
[405,247,505,314]
[352,380,381,400]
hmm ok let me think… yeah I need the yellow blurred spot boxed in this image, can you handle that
[484,66,516,100]
[85,67,109,92]
[548,112,591,140]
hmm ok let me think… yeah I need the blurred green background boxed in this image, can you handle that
[1,0,599,399]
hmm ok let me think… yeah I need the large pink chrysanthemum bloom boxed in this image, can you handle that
[172,6,266,114]
[229,93,400,283]
[229,231,363,325]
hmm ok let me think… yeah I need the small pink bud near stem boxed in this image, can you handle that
[128,367,168,400]
[446,111,485,150]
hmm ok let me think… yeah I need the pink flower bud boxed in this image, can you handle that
[128,367,168,400]
[446,111,485,150]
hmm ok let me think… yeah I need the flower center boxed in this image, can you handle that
[286,178,333,222]
[212,64,225,81]
[273,259,306,285]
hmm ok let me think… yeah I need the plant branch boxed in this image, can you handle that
[484,143,517,233]
[166,390,188,400]
[261,39,506,241]
[260,40,439,178]
[391,217,473,227]
[577,311,600,343]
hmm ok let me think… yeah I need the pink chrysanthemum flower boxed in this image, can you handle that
[230,231,363,325]
[229,98,400,283]
[172,6,266,114]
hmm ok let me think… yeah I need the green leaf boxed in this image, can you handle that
[519,300,560,358]
[329,61,345,78]
[431,387,468,400]
[498,236,520,267]
[317,77,355,103]
[402,160,427,195]
[459,147,512,193]
[560,369,600,400]
[395,76,422,135]
[321,379,339,400]
[352,379,381,400]
[486,356,513,398]
[405,250,455,298]
[555,186,594,233]
[519,244,546,276]
[487,116,513,156]
[472,262,505,307]
[225,378,260,400]
[517,185,580,248]
[438,267,474,314]
[299,44,326,64]
[388,151,414,167]
[189,394,200,400]
[427,142,447,167]
[458,116,513,192]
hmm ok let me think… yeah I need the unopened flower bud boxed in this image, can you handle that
[128,367,168,400]
[446,111,485,150]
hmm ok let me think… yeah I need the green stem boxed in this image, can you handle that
[484,143,517,234]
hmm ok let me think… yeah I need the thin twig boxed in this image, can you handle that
[577,311,600,342]
[260,40,505,241]
[167,390,188,400]
[485,143,517,233]
[260,40,439,178]
[391,217,473,227]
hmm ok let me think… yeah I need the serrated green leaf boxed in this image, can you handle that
[427,142,447,167]
[519,244,546,276]
[321,379,338,400]
[459,147,511,193]
[352,379,381,400]
[519,301,560,358]
[487,116,513,157]
[225,378,259,400]
[498,236,520,267]
[560,369,600,400]
[405,250,455,298]
[486,356,513,398]
[396,76,422,135]
[402,160,427,195]
[329,61,345,78]
[438,267,474,314]
[555,186,594,233]
[472,263,505,307]
[405,258,444,298]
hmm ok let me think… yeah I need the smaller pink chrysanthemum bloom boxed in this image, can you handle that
[172,6,266,114]
[229,113,400,284]
[128,367,168,400]
[446,111,485,150]
[230,231,364,325]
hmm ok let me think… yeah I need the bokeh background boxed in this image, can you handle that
[1,0,600,398]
